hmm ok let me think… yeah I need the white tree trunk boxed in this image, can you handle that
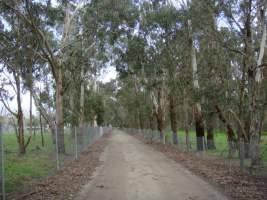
[188,20,199,89]
[256,7,266,82]
[192,44,199,89]
[79,68,85,126]
[29,89,32,137]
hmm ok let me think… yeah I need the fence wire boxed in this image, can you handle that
[122,128,267,178]
[0,123,5,200]
[1,125,266,199]
[0,122,112,199]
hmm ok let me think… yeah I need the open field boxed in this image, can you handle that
[3,133,55,193]
[2,129,80,193]
[2,126,104,194]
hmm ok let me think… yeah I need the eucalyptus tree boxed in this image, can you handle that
[174,0,207,150]
[0,14,35,154]
[136,2,182,143]
[133,0,171,141]
[182,0,223,149]
[1,0,89,153]
[218,0,267,164]
[151,4,187,144]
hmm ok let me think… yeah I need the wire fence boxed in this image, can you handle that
[2,125,266,199]
[0,123,112,200]
[122,128,267,178]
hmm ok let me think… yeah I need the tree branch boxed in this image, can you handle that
[24,135,32,149]
[257,63,267,69]
[31,89,54,127]
[0,95,17,117]
[2,0,59,80]
[227,109,248,141]
[11,117,19,141]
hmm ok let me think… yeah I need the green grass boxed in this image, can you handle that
[2,129,267,193]
[3,133,55,193]
[164,130,267,164]
[2,129,78,193]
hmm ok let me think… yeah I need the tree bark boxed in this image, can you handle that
[15,73,26,154]
[151,85,165,142]
[156,108,164,141]
[169,92,178,145]
[55,68,65,154]
[193,103,205,151]
[256,3,267,82]
[39,111,44,147]
[33,126,36,136]
[183,89,190,151]
[133,75,144,130]
[154,87,165,141]
[215,105,237,142]
[17,111,25,154]
[206,115,216,149]
[188,19,204,150]
[249,1,266,166]
[78,66,85,145]
[138,111,144,130]
[244,0,262,166]
[207,112,216,149]
[149,112,155,130]
[30,89,33,138]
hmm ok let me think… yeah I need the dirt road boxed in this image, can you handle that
[75,131,228,200]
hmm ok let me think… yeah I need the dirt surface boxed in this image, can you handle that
[8,133,111,200]
[75,131,228,200]
[139,136,267,200]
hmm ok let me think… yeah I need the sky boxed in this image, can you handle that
[98,66,117,84]
[1,66,117,117]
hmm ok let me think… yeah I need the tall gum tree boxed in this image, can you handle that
[2,0,86,153]
[220,0,267,164]
[0,17,33,154]
[188,19,205,151]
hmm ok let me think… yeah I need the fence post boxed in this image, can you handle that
[55,123,60,170]
[239,139,245,172]
[186,133,190,152]
[100,126,103,137]
[228,141,233,173]
[0,123,5,200]
[202,137,206,151]
[250,134,260,167]
[74,127,78,160]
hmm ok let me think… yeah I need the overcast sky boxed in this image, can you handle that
[0,66,117,117]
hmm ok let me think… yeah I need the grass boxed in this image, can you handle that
[2,129,78,193]
[164,130,267,164]
[1,128,267,193]
[3,133,55,193]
